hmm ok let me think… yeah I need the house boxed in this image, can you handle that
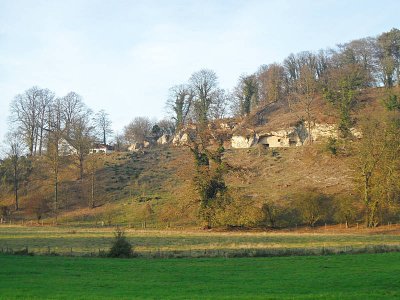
[89,143,114,154]
[257,130,299,148]
[58,138,78,156]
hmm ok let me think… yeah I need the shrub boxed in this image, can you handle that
[291,189,332,227]
[326,137,338,155]
[108,227,133,258]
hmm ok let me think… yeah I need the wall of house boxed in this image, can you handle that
[258,135,291,148]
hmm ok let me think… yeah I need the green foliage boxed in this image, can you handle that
[292,190,332,227]
[108,227,133,258]
[333,195,360,227]
[356,110,400,227]
[383,93,400,111]
[322,64,367,137]
[326,137,338,155]
[0,205,10,219]
[261,201,281,228]
[151,124,162,138]
[190,138,230,228]
[241,75,258,115]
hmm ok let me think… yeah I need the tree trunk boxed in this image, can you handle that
[54,175,58,212]
[80,156,84,181]
[13,162,19,211]
[38,126,44,156]
[91,172,95,208]
[363,172,372,227]
[14,179,19,211]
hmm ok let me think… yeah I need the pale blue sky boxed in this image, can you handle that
[0,0,399,144]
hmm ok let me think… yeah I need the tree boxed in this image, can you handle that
[234,75,258,116]
[86,154,103,208]
[189,69,219,124]
[188,129,230,228]
[337,37,378,85]
[113,132,127,152]
[68,113,95,181]
[61,92,87,136]
[2,131,31,210]
[293,189,330,227]
[156,119,176,136]
[166,84,194,129]
[377,28,400,87]
[355,109,400,227]
[94,109,113,145]
[209,88,229,119]
[257,64,286,104]
[108,227,133,258]
[10,86,54,156]
[333,195,359,228]
[323,64,368,137]
[10,87,43,156]
[289,65,318,144]
[124,117,153,144]
[35,89,55,156]
[46,98,64,214]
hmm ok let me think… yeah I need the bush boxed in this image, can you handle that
[108,227,133,258]
[291,189,332,227]
[326,137,338,155]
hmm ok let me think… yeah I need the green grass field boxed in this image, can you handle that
[0,253,400,299]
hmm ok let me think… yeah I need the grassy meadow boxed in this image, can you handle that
[1,225,400,257]
[1,252,400,299]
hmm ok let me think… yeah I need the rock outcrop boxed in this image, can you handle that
[231,134,259,148]
[157,134,171,145]
[231,122,354,149]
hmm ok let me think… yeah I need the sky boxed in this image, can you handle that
[0,0,399,146]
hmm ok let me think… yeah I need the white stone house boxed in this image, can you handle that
[89,143,114,154]
[58,138,78,156]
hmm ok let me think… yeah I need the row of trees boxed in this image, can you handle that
[166,69,229,129]
[2,87,114,212]
[9,86,114,157]
[166,28,400,141]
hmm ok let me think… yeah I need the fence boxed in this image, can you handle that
[2,244,400,259]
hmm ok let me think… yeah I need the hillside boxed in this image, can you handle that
[0,87,398,229]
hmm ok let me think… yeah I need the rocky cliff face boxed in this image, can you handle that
[231,122,353,149]
[231,134,259,148]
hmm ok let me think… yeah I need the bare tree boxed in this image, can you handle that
[46,98,64,213]
[86,154,103,208]
[157,119,176,135]
[210,88,229,119]
[3,131,30,210]
[36,89,55,156]
[62,92,86,136]
[10,87,41,156]
[94,109,113,145]
[189,69,219,124]
[124,117,153,144]
[68,112,95,181]
[289,65,318,144]
[257,64,285,104]
[112,132,127,151]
